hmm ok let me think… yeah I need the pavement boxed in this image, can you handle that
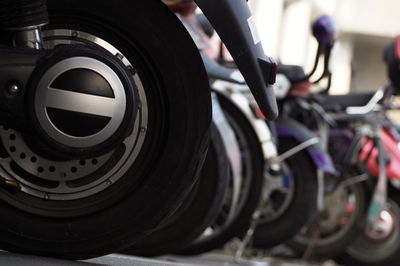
[0,251,339,266]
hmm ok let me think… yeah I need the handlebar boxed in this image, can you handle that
[346,89,385,115]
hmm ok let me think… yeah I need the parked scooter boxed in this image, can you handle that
[123,5,274,257]
[248,16,339,251]
[0,0,277,259]
[331,36,400,266]
[175,12,276,255]
[281,20,400,266]
[267,16,370,258]
[188,12,326,254]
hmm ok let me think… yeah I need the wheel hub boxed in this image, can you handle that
[259,163,294,223]
[28,45,138,158]
[320,187,348,233]
[365,209,396,242]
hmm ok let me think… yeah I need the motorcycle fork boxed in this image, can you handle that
[0,0,48,190]
[0,0,48,49]
[367,125,389,231]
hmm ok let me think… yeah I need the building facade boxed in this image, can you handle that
[250,0,400,94]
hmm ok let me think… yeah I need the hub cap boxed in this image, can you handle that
[365,209,396,242]
[35,57,127,148]
[347,199,400,263]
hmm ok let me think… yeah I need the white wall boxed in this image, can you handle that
[250,0,400,94]
[337,0,400,37]
[249,0,285,57]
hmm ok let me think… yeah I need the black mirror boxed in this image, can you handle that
[312,15,338,48]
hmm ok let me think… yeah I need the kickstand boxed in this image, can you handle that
[302,213,321,261]
[235,185,274,261]
[235,209,261,260]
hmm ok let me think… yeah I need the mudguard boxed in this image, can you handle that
[360,128,400,180]
[194,0,278,120]
[276,118,336,174]
[211,84,278,162]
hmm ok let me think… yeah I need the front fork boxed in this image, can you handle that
[0,0,49,189]
[367,125,389,231]
[0,0,50,131]
[0,0,48,48]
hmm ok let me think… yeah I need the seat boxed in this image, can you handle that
[320,92,376,112]
[278,64,307,83]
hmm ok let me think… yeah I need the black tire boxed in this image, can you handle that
[289,174,367,257]
[253,137,318,249]
[0,0,211,259]
[337,189,400,266]
[179,93,265,255]
[123,122,230,256]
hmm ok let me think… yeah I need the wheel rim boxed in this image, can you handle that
[347,198,400,262]
[293,179,364,247]
[0,29,148,204]
[201,109,254,238]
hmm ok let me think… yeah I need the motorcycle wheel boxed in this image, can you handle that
[0,0,211,259]
[179,93,265,255]
[123,122,229,256]
[337,189,400,266]
[289,171,367,257]
[253,137,318,249]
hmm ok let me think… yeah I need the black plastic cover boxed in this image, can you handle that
[194,0,278,120]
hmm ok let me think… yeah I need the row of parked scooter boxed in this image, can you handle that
[120,3,400,266]
[1,1,399,265]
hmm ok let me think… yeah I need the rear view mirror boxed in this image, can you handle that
[312,15,338,48]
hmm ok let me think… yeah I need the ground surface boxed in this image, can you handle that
[0,251,339,266]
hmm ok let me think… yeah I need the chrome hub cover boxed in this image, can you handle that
[365,209,396,242]
[35,57,127,149]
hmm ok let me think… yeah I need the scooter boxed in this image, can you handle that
[0,0,277,259]
[173,10,277,256]
[266,16,369,258]
[189,12,332,255]
[284,24,400,266]
[327,36,400,266]
[247,16,338,252]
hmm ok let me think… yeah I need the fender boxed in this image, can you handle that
[211,93,241,223]
[194,0,278,120]
[212,83,278,162]
[360,128,400,180]
[276,117,336,174]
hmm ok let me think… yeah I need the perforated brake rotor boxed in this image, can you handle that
[0,126,111,182]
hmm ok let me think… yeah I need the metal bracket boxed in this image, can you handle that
[270,137,320,164]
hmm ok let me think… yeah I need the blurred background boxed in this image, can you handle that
[248,0,400,95]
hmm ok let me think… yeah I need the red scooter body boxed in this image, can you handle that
[360,127,400,180]
[288,81,312,98]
